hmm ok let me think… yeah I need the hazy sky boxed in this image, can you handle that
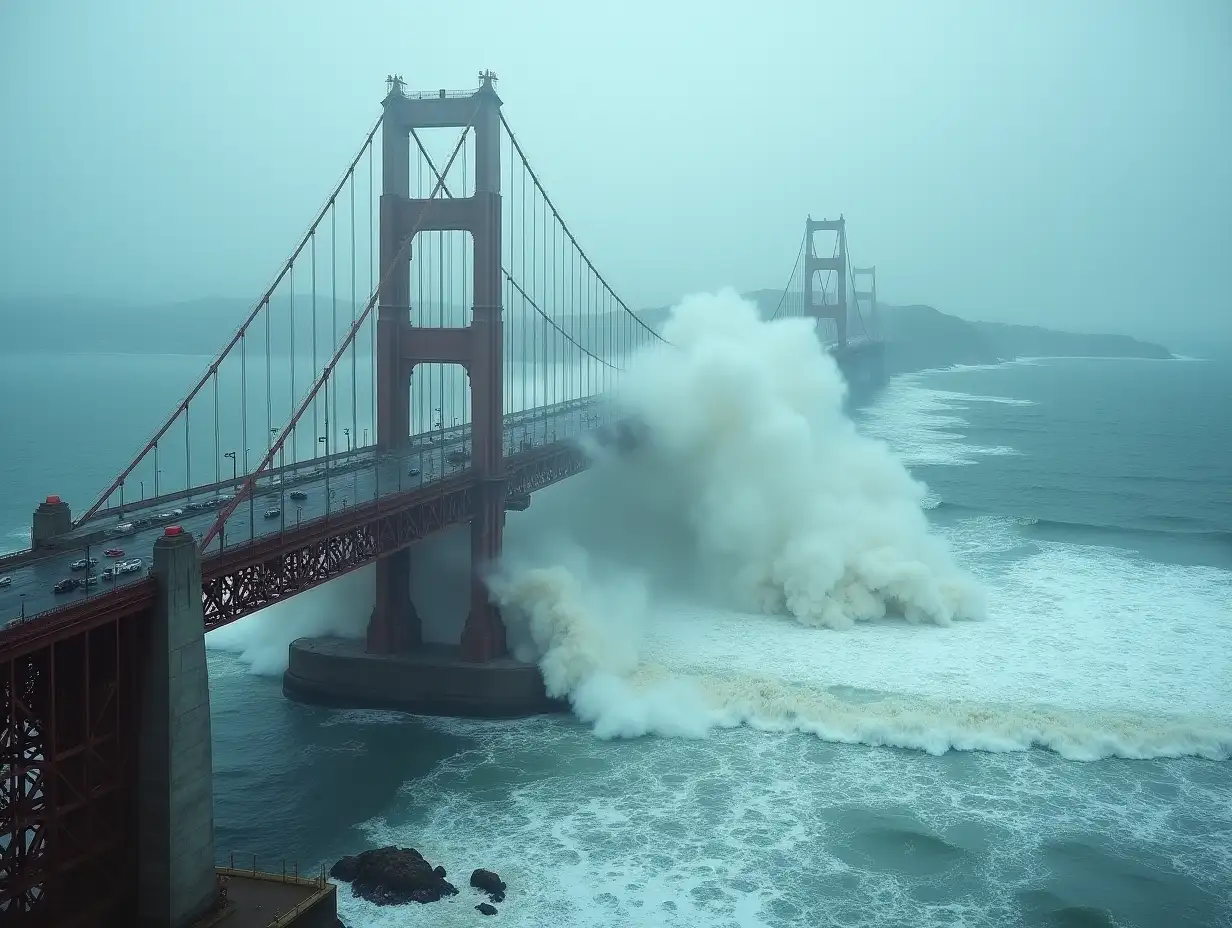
[2,1,1229,347]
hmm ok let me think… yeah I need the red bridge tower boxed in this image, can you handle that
[804,215,849,347]
[370,72,507,663]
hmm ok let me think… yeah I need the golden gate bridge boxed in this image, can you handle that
[0,72,883,926]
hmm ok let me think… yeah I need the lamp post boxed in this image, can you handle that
[272,428,285,531]
[221,451,237,551]
[319,436,329,513]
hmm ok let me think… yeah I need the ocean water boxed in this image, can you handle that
[2,353,1230,926]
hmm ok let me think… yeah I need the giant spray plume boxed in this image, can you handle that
[488,289,986,737]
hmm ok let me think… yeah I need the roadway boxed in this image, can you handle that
[0,397,608,626]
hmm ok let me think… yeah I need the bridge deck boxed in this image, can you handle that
[0,397,604,625]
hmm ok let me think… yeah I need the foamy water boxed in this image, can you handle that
[632,512,1232,760]
[322,360,1231,927]
[331,714,1230,928]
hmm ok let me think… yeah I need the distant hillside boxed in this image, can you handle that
[880,304,1003,373]
[880,304,1172,374]
[0,294,1172,373]
[970,319,1173,361]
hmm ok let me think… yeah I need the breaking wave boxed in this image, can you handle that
[486,290,1232,761]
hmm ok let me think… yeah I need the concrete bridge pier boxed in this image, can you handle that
[137,526,217,927]
[367,547,422,653]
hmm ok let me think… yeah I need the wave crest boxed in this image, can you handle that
[491,290,1011,753]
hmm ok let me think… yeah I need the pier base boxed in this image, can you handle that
[283,637,565,718]
[834,339,888,408]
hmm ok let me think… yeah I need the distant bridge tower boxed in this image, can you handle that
[853,264,878,341]
[804,215,848,347]
[373,71,507,662]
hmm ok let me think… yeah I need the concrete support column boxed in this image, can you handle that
[31,495,71,549]
[367,547,421,654]
[137,525,216,928]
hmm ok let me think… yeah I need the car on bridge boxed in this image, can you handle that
[264,507,281,519]
[0,576,11,588]
[70,557,98,571]
[289,490,308,501]
[53,578,78,594]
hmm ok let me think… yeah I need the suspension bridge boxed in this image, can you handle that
[0,72,885,926]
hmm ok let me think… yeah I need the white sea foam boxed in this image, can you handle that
[486,292,1232,761]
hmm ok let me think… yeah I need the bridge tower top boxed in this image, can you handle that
[806,214,846,235]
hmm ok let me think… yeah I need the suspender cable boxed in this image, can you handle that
[350,168,358,456]
[290,259,296,464]
[311,231,319,458]
[213,369,220,486]
[198,112,477,552]
[331,203,338,454]
[75,118,381,527]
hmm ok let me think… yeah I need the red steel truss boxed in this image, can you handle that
[0,603,146,927]
[197,441,593,628]
[200,479,474,628]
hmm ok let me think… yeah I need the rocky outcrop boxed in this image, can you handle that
[329,846,458,905]
[470,868,507,903]
[476,902,499,915]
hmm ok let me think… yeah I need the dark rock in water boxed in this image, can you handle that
[470,868,507,903]
[329,846,458,905]
[329,856,360,882]
[476,902,498,916]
